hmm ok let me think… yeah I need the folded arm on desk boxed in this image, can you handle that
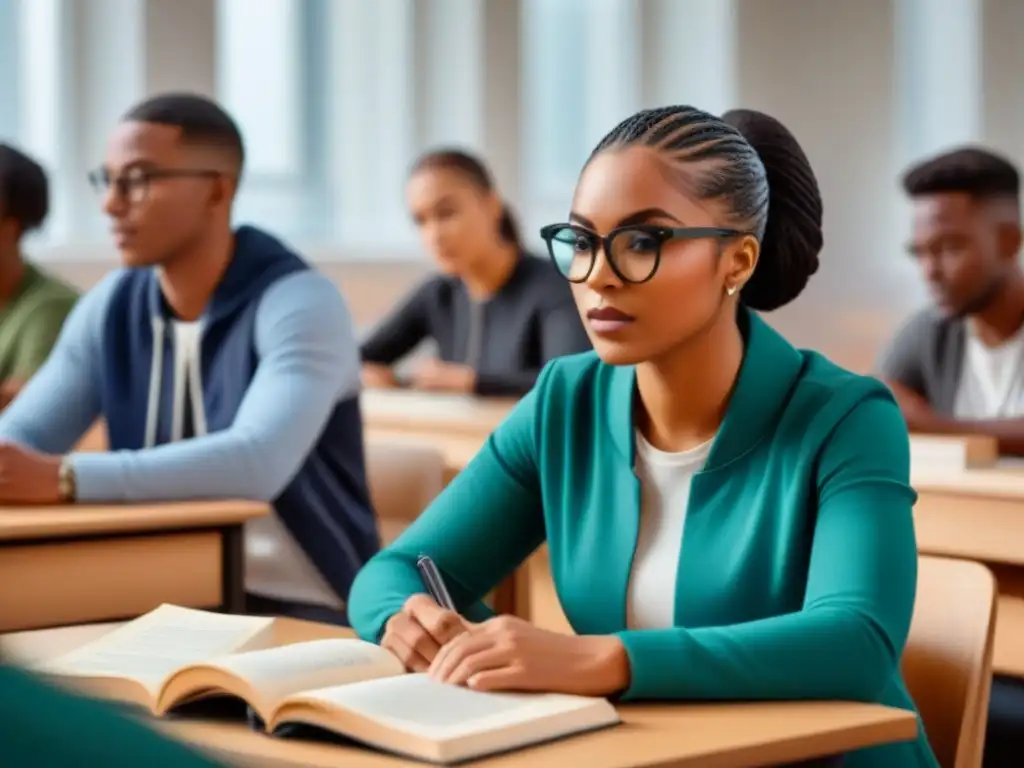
[69,272,361,503]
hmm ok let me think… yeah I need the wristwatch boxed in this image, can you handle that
[58,458,77,502]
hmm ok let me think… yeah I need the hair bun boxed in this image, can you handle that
[722,109,823,312]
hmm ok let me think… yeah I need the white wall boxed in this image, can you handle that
[736,0,911,343]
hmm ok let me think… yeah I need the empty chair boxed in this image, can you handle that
[364,439,445,545]
[902,555,997,768]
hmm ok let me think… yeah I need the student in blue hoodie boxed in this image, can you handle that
[0,93,378,625]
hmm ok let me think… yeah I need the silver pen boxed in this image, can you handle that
[416,554,457,611]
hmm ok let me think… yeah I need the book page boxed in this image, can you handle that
[297,673,602,739]
[208,639,404,704]
[36,605,274,692]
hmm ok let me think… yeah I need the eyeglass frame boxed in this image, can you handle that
[87,167,223,205]
[539,223,750,285]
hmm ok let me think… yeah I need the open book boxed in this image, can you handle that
[32,604,620,764]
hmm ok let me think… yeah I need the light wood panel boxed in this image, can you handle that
[0,500,266,541]
[0,533,222,632]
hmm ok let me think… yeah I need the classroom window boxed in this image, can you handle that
[216,0,302,177]
[521,0,591,203]
[215,0,329,242]
[0,0,65,244]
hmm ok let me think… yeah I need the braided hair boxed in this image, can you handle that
[587,105,823,312]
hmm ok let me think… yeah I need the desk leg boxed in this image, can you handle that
[492,575,517,615]
[221,525,245,614]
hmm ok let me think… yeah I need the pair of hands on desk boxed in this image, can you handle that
[0,442,62,504]
[382,594,630,696]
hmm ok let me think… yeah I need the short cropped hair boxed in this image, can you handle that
[0,144,49,234]
[901,147,1020,200]
[122,92,245,172]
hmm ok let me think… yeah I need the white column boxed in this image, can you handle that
[521,0,640,232]
[53,0,146,243]
[981,0,1024,160]
[145,0,216,97]
[414,0,521,231]
[896,0,983,161]
[480,0,522,221]
[415,0,485,152]
[641,0,738,115]
[328,0,417,253]
[0,0,19,141]
[54,0,219,247]
[583,0,643,150]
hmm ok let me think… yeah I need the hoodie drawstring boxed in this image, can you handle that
[143,316,166,449]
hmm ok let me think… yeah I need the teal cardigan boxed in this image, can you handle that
[349,309,938,768]
[0,664,223,766]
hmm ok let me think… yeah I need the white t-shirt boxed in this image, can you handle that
[953,323,1024,419]
[626,431,714,630]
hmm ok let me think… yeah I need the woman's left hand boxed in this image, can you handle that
[412,360,477,394]
[428,615,631,697]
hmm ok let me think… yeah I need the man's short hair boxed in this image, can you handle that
[901,146,1020,201]
[122,92,245,172]
[0,144,49,234]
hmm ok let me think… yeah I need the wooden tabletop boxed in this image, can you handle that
[361,390,516,436]
[2,621,917,768]
[0,500,268,541]
[912,458,1024,499]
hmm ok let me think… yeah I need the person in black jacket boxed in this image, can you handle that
[360,149,591,397]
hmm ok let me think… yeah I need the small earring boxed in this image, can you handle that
[726,284,737,296]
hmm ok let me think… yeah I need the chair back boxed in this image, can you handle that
[364,439,445,544]
[902,555,997,768]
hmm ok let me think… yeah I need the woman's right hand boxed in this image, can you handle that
[362,364,399,389]
[381,594,470,671]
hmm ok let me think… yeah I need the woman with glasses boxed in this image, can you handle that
[349,107,937,767]
[359,149,591,397]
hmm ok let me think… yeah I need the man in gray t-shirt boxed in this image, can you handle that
[878,146,1024,457]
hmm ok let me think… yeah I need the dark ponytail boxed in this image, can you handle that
[587,106,823,312]
[410,148,522,249]
[498,206,521,249]
[721,109,822,311]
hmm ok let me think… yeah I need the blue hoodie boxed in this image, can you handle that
[0,226,379,603]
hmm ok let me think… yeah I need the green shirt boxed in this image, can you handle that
[0,664,223,766]
[348,308,939,768]
[0,262,78,381]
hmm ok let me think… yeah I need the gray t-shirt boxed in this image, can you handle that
[876,307,966,415]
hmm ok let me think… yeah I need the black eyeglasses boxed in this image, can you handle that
[88,167,222,205]
[539,223,746,284]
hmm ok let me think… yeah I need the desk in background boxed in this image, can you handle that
[361,389,516,437]
[1,620,918,768]
[912,462,1024,679]
[0,501,267,632]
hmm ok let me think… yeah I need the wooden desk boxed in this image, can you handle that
[1,621,918,768]
[368,429,484,485]
[912,465,1024,677]
[361,390,516,438]
[0,501,267,632]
